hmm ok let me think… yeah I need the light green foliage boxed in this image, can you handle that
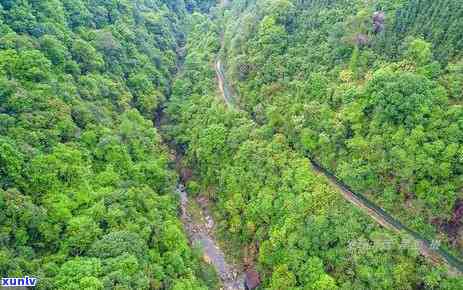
[0,0,216,289]
[220,0,463,268]
[55,258,103,290]
[2,0,463,289]
[164,7,463,289]
[406,38,432,66]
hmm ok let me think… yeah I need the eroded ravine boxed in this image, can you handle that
[158,2,247,287]
[158,121,245,288]
[177,183,245,290]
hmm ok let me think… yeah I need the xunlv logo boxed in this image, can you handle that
[1,276,38,287]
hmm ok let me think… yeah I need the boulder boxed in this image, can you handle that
[244,269,260,290]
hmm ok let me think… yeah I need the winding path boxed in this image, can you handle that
[214,58,463,276]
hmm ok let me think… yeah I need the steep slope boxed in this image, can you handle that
[221,0,463,263]
[0,1,215,289]
[164,7,463,290]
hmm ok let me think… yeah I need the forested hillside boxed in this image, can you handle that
[164,9,463,290]
[221,0,463,261]
[0,0,216,289]
[2,0,463,289]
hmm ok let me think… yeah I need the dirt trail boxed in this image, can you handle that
[310,161,463,275]
[177,184,245,289]
[215,60,233,106]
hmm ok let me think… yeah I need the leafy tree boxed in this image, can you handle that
[406,38,433,66]
[0,138,23,188]
[65,216,102,255]
[71,39,104,73]
[40,35,68,65]
[55,258,103,290]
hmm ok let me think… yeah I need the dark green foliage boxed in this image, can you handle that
[389,0,463,63]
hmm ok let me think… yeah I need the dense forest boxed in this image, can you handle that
[221,0,463,262]
[1,0,463,289]
[164,6,463,290]
[0,0,217,289]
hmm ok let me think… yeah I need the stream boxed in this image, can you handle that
[177,183,245,290]
[173,3,249,287]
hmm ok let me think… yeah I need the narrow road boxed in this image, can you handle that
[214,58,463,276]
[215,60,231,106]
[177,184,245,289]
[310,161,463,275]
